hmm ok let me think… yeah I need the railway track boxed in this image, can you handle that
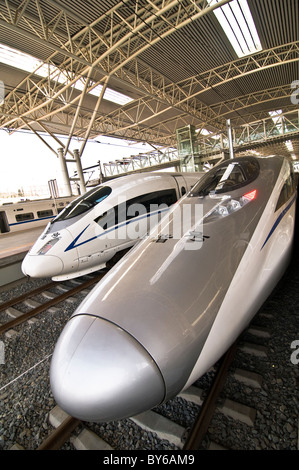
[0,274,105,336]
[1,257,297,451]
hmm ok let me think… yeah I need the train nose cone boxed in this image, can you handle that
[21,254,63,278]
[50,315,165,422]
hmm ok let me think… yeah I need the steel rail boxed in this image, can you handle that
[183,340,239,450]
[0,274,105,336]
[37,416,81,450]
[0,281,57,312]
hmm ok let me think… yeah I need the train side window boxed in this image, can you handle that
[95,207,117,230]
[95,190,177,230]
[15,212,34,221]
[289,168,296,194]
[37,210,54,218]
[157,189,177,206]
[275,172,296,212]
[125,189,177,219]
[275,184,287,211]
[136,189,177,209]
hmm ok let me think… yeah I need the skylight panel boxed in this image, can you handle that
[0,44,40,73]
[0,44,133,106]
[285,140,294,152]
[197,128,213,135]
[269,109,282,124]
[208,0,262,58]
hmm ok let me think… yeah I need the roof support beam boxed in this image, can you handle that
[0,1,298,152]
[78,76,110,158]
[106,41,299,133]
[21,119,58,156]
[0,0,232,130]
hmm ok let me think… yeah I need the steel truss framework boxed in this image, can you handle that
[0,0,298,164]
[102,109,299,178]
[90,81,299,147]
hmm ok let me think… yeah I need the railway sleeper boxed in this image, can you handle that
[48,405,113,450]
[6,307,23,318]
[130,410,185,449]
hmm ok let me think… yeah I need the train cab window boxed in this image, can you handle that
[16,212,34,222]
[54,186,112,221]
[189,157,259,197]
[95,189,177,230]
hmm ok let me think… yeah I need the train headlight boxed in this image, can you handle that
[205,190,257,223]
[217,205,229,216]
[38,237,60,255]
[229,199,242,211]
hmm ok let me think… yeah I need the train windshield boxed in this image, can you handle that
[189,157,260,197]
[53,186,112,221]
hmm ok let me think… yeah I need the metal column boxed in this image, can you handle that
[73,149,86,194]
[57,147,72,196]
[226,119,234,159]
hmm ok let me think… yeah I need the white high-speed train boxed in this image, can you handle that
[21,172,201,281]
[50,155,297,422]
[0,196,74,234]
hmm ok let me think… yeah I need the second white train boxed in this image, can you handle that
[21,172,201,281]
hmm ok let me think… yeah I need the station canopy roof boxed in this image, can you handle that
[0,0,298,161]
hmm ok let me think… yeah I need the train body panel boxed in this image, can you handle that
[184,163,296,387]
[21,172,201,281]
[50,155,297,422]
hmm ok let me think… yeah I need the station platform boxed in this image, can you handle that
[0,227,44,288]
